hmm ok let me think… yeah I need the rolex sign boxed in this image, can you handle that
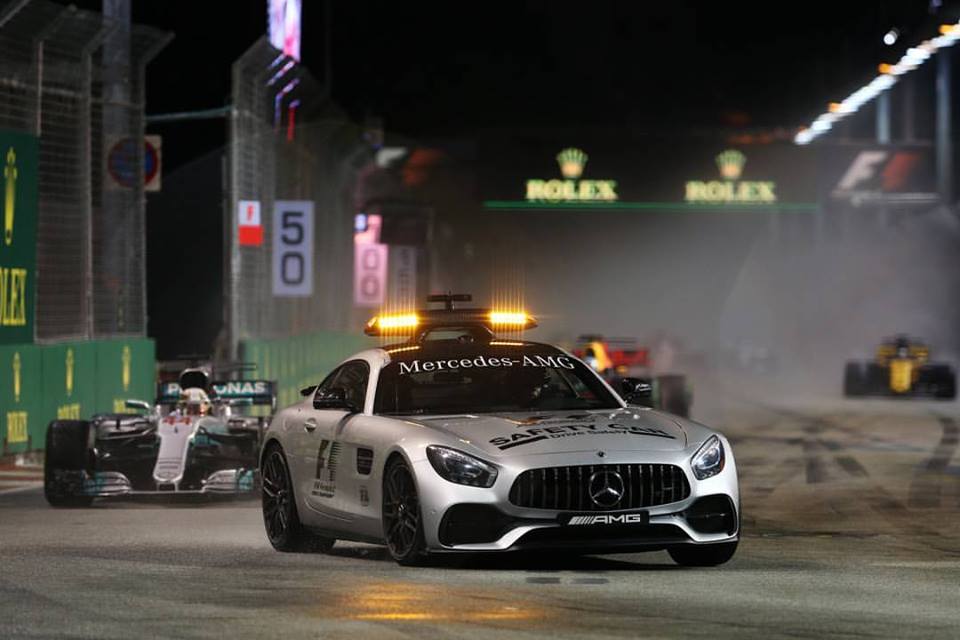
[0,130,37,345]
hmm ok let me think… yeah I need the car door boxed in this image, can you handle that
[302,360,370,521]
[330,391,389,540]
[286,368,337,508]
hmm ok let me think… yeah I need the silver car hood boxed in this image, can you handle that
[407,408,688,458]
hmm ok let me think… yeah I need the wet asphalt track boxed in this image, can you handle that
[1,388,959,639]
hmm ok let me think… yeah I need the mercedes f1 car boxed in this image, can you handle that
[844,335,956,399]
[44,368,276,506]
[573,335,692,418]
[260,295,739,566]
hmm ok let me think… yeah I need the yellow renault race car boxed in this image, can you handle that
[844,335,956,399]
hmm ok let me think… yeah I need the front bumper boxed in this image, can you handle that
[413,443,740,552]
[77,468,257,497]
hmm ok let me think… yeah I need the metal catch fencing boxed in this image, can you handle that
[0,0,169,342]
[226,37,369,357]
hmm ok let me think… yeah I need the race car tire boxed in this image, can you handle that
[843,362,866,397]
[924,365,957,399]
[667,540,738,567]
[657,375,690,418]
[937,378,957,400]
[44,420,94,508]
[261,444,335,553]
[382,455,428,566]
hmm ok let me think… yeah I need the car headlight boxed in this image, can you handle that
[426,446,498,487]
[691,436,725,480]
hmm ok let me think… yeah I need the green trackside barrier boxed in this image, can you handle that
[241,332,374,410]
[94,339,155,415]
[0,129,39,347]
[0,338,155,455]
[0,344,42,453]
[42,341,96,422]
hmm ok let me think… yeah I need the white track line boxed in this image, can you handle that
[0,484,41,495]
[0,470,43,478]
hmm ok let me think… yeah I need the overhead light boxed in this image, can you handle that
[884,28,899,46]
[796,20,960,145]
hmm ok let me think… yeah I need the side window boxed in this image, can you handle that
[336,361,370,411]
[314,367,343,397]
[314,361,369,411]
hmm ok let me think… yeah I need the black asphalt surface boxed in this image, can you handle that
[1,390,959,639]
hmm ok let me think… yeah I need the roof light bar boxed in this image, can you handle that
[364,298,539,338]
[365,313,419,336]
[488,311,532,327]
[795,21,960,145]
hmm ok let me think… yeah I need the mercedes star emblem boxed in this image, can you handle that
[588,469,625,508]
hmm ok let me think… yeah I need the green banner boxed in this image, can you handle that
[0,344,42,452]
[241,332,372,410]
[0,129,38,345]
[42,342,97,421]
[94,339,155,414]
[0,338,155,454]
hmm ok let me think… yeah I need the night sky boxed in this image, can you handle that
[52,0,960,358]
[71,1,960,169]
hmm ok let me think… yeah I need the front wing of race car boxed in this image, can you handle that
[413,439,739,553]
[77,468,257,498]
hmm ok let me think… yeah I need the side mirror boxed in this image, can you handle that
[313,387,358,413]
[620,377,654,407]
[300,385,318,397]
[125,399,151,413]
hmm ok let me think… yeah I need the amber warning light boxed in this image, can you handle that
[365,314,419,335]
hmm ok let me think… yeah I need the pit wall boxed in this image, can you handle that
[240,332,374,410]
[0,339,155,455]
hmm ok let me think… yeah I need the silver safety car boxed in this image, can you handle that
[260,295,740,566]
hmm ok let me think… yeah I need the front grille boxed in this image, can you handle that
[509,464,690,511]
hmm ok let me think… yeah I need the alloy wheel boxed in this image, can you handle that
[262,450,292,543]
[383,461,421,558]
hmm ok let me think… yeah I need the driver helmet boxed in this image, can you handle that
[179,387,212,416]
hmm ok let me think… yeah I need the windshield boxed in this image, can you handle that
[374,349,622,415]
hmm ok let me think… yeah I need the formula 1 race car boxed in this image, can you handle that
[260,295,739,566]
[573,336,692,417]
[44,367,276,506]
[844,335,956,399]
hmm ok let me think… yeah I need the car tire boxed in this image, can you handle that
[668,540,738,567]
[261,444,335,553]
[843,362,865,397]
[382,455,428,566]
[934,367,956,399]
[44,420,95,508]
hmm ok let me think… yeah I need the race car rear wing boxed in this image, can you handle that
[156,380,277,410]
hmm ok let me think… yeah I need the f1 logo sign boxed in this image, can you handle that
[834,150,924,198]
[238,200,262,246]
[835,151,888,191]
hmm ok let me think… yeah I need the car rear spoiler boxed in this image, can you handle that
[156,380,277,410]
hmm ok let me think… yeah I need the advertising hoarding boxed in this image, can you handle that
[0,129,38,345]
[268,0,302,61]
